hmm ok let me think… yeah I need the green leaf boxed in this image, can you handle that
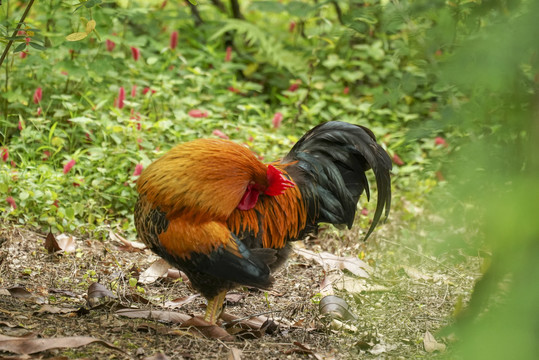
[29,42,46,50]
[186,0,197,5]
[84,0,103,8]
[13,42,27,53]
[66,207,75,220]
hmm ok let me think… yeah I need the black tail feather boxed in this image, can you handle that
[283,121,392,240]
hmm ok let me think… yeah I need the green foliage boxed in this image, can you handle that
[0,0,445,237]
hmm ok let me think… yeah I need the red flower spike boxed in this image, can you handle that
[1,148,8,162]
[106,39,116,52]
[225,46,232,62]
[131,47,140,61]
[131,85,137,97]
[343,87,350,95]
[37,107,42,116]
[6,196,16,209]
[212,129,229,140]
[63,159,76,174]
[170,31,178,50]
[117,87,125,109]
[20,51,27,59]
[289,21,296,33]
[272,112,283,129]
[288,82,299,92]
[133,163,143,177]
[435,136,448,147]
[264,164,295,196]
[189,109,208,118]
[392,153,404,166]
[33,87,42,104]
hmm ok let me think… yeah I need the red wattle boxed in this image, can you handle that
[237,184,260,210]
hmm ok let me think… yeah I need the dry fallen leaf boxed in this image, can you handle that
[7,287,33,299]
[0,334,123,355]
[164,294,199,309]
[225,293,245,305]
[56,234,76,253]
[36,305,78,315]
[424,330,446,353]
[228,347,243,360]
[109,230,146,252]
[116,309,233,340]
[87,282,117,307]
[44,232,76,254]
[319,295,357,320]
[139,259,170,284]
[284,341,325,360]
[294,248,371,277]
[44,231,61,253]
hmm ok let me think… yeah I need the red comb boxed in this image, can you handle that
[264,164,295,196]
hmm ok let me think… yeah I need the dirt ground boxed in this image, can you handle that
[0,214,480,359]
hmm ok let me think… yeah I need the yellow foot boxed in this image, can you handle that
[203,290,227,324]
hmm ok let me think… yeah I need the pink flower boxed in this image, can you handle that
[133,163,143,177]
[131,85,137,97]
[131,46,140,61]
[42,150,51,161]
[343,87,350,95]
[20,51,28,59]
[18,121,23,131]
[116,87,125,109]
[33,87,42,104]
[435,136,448,147]
[361,207,369,216]
[272,112,283,129]
[37,107,42,116]
[288,82,300,92]
[6,196,16,209]
[225,46,232,62]
[188,109,208,118]
[10,161,16,168]
[289,21,296,32]
[106,39,116,52]
[1,147,8,162]
[142,87,156,95]
[170,31,179,50]
[228,86,240,94]
[212,129,229,140]
[63,159,76,174]
[392,153,404,166]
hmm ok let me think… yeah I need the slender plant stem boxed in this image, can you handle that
[0,0,36,69]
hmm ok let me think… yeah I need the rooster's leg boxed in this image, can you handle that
[204,290,227,324]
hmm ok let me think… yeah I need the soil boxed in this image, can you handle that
[0,215,480,359]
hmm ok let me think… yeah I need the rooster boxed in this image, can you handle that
[135,121,391,323]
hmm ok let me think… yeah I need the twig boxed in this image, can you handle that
[0,0,36,69]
